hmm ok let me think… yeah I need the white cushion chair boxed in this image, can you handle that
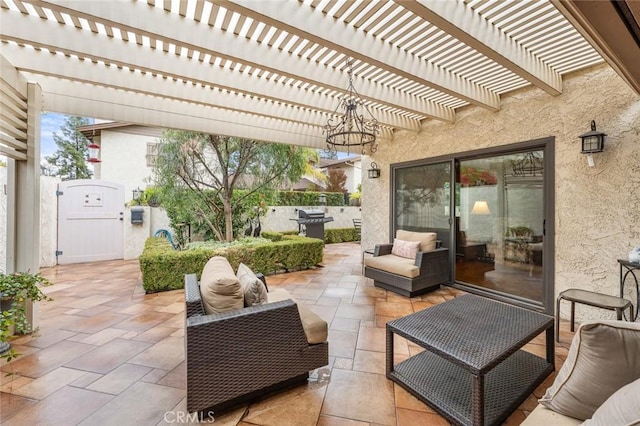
[363,230,449,297]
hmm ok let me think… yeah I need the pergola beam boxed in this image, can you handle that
[553,0,640,95]
[24,73,352,150]
[397,0,563,96]
[25,1,454,122]
[2,43,406,134]
[216,0,500,111]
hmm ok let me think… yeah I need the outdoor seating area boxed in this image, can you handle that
[2,1,640,425]
[363,230,449,297]
[184,257,328,415]
[1,243,578,425]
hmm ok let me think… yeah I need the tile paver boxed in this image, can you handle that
[1,243,573,425]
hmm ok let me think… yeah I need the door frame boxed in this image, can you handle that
[389,137,555,314]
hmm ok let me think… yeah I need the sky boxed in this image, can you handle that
[39,112,67,159]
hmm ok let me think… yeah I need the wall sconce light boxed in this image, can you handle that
[367,162,381,179]
[132,187,143,206]
[471,201,491,215]
[318,193,327,206]
[579,120,606,167]
[87,143,101,163]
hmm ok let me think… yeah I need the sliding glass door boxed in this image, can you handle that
[455,150,545,304]
[390,139,554,312]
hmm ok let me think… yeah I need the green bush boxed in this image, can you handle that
[275,191,344,206]
[325,228,360,244]
[262,228,359,244]
[139,236,324,293]
[260,231,283,242]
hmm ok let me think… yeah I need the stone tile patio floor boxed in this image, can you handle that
[0,242,575,425]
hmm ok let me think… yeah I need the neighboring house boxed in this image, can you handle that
[78,122,162,203]
[319,155,362,194]
[288,176,323,191]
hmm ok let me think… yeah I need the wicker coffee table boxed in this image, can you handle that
[386,294,554,426]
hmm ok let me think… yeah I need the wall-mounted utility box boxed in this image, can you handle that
[131,206,144,224]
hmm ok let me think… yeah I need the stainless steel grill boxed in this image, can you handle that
[293,209,334,240]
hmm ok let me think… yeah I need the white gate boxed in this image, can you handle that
[57,180,124,265]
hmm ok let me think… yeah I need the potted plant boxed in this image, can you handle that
[0,271,52,362]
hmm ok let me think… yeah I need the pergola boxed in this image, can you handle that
[1,0,640,274]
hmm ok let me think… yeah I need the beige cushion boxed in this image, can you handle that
[583,378,640,426]
[199,256,243,315]
[521,405,582,426]
[391,239,420,259]
[396,230,437,252]
[539,320,640,420]
[237,263,268,307]
[266,288,292,303]
[266,289,328,344]
[297,304,328,345]
[365,254,418,278]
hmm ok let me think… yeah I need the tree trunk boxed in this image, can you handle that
[223,197,234,242]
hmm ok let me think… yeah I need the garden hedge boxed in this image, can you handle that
[264,228,359,244]
[139,236,324,293]
[324,228,360,243]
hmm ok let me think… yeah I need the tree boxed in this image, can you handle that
[295,148,327,190]
[153,130,308,242]
[45,116,92,180]
[325,169,348,193]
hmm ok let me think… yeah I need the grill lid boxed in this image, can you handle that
[298,209,325,219]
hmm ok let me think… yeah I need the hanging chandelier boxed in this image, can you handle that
[324,59,379,155]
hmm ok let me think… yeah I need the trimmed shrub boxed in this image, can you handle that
[262,228,359,244]
[260,231,283,242]
[139,236,324,293]
[325,228,360,244]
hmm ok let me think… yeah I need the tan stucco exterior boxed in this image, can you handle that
[361,64,640,321]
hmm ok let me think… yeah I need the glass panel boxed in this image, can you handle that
[455,150,544,303]
[394,162,451,243]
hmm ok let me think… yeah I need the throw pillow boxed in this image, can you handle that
[539,320,640,420]
[396,230,437,252]
[237,263,268,307]
[199,256,244,315]
[391,238,420,259]
[583,378,640,426]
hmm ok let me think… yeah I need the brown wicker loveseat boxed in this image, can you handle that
[184,259,328,417]
[364,230,449,297]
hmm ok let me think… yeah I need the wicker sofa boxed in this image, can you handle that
[363,230,449,297]
[522,320,640,425]
[184,259,329,417]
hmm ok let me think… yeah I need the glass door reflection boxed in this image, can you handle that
[455,151,544,304]
[394,161,451,251]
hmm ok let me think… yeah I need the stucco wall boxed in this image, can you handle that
[361,64,640,321]
[262,206,361,233]
[335,159,361,193]
[0,166,5,272]
[98,129,161,203]
[0,171,59,269]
